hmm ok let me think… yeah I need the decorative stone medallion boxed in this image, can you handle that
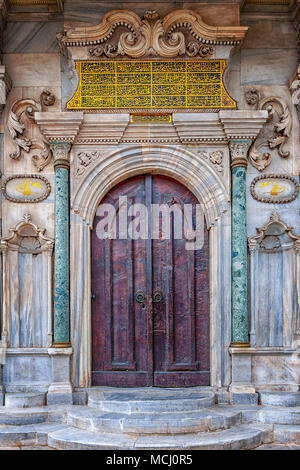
[2,175,51,203]
[250,174,299,204]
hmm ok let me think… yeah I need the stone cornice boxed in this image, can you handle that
[34,110,270,146]
[75,113,129,145]
[219,110,268,140]
[35,112,83,144]
[173,113,227,144]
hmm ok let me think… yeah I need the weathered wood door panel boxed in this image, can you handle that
[92,175,209,387]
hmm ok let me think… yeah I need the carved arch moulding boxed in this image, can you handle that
[57,9,248,60]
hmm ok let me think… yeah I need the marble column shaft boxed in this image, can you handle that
[51,142,71,347]
[230,139,252,346]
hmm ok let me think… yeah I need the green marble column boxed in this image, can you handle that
[230,140,252,347]
[51,142,71,347]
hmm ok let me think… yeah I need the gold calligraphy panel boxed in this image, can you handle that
[67,60,236,111]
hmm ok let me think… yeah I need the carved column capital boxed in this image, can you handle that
[50,142,72,170]
[229,139,252,170]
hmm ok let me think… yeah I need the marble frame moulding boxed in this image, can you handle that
[250,174,299,204]
[70,144,232,388]
[2,174,51,203]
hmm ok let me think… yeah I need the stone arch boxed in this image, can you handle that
[71,145,230,229]
[70,144,231,388]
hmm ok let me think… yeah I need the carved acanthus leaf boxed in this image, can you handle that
[8,98,51,171]
[59,9,247,59]
[248,95,292,171]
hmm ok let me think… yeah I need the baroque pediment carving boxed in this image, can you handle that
[58,9,248,59]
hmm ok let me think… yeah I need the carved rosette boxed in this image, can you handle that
[58,9,248,59]
[197,149,224,174]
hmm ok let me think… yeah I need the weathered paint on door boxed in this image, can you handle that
[91,175,210,387]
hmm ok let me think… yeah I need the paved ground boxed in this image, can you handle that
[0,443,300,450]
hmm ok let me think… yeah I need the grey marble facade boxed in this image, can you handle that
[0,2,299,395]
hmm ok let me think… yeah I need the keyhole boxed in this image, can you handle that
[142,303,146,309]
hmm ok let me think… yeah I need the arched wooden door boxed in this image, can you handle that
[91,175,210,387]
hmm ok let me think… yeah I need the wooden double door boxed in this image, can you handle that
[92,175,210,387]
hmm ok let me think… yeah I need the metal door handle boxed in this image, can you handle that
[152,289,163,303]
[135,290,146,303]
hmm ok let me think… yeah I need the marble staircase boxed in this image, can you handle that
[0,389,300,450]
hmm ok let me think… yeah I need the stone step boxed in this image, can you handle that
[88,389,215,414]
[239,406,300,425]
[4,393,46,409]
[0,405,70,426]
[0,423,68,447]
[274,425,300,443]
[67,407,242,435]
[259,392,300,407]
[48,424,272,450]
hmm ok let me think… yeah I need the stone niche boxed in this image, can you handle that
[0,213,54,349]
[248,212,300,349]
[0,213,72,395]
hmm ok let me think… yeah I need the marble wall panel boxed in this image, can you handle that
[252,354,300,389]
[3,53,61,88]
[241,18,297,50]
[241,49,298,86]
[3,354,51,386]
[3,22,63,54]
[63,2,239,27]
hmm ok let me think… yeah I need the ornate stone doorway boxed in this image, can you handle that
[91,174,210,387]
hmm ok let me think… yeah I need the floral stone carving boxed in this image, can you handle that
[248,95,292,171]
[8,98,53,171]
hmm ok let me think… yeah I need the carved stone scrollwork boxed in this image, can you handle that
[289,66,300,121]
[245,88,260,106]
[40,90,55,108]
[59,9,248,59]
[248,212,300,253]
[248,95,292,171]
[75,150,101,177]
[0,212,54,253]
[8,98,53,171]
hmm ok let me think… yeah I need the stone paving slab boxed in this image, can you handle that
[255,443,300,450]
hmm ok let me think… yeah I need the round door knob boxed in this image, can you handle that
[152,289,163,303]
[135,290,146,303]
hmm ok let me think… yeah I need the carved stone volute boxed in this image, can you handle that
[58,9,248,60]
